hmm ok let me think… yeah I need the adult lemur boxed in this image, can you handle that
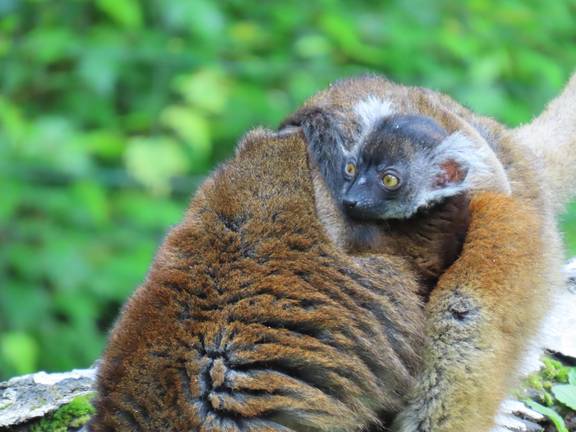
[281,74,576,431]
[89,75,575,432]
[90,128,543,432]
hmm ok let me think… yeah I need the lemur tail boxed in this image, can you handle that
[513,73,576,213]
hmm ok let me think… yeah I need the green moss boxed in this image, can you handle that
[541,357,571,384]
[520,356,576,432]
[30,393,95,432]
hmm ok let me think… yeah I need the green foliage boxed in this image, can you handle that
[552,385,576,411]
[522,357,576,431]
[0,332,38,375]
[561,201,576,255]
[524,400,569,432]
[30,394,95,432]
[1,0,576,379]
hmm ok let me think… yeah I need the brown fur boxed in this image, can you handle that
[377,195,470,296]
[89,130,426,432]
[394,193,546,432]
[343,194,470,297]
[281,75,563,431]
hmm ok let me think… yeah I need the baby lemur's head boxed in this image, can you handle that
[341,114,483,220]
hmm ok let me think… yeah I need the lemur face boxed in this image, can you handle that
[341,155,415,220]
[340,114,466,220]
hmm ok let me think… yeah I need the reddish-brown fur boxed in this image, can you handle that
[89,130,426,432]
[394,192,545,431]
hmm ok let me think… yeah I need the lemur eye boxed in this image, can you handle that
[344,162,357,178]
[381,173,401,190]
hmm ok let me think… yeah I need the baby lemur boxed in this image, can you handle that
[340,113,490,292]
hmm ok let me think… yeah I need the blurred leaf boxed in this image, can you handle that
[90,237,156,299]
[229,21,262,47]
[184,0,225,40]
[161,106,211,169]
[0,174,20,219]
[1,332,38,375]
[83,130,125,160]
[569,368,576,386]
[552,384,576,410]
[0,0,17,15]
[24,27,77,64]
[125,137,189,194]
[78,46,121,95]
[113,190,184,229]
[159,0,224,38]
[524,400,568,432]
[40,237,92,292]
[561,201,576,256]
[173,69,229,114]
[23,116,92,175]
[96,0,142,29]
[295,34,332,59]
[0,282,50,330]
[0,97,26,145]
[71,181,110,225]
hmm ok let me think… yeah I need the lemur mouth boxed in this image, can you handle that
[342,201,386,221]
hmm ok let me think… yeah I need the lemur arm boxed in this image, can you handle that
[394,192,546,432]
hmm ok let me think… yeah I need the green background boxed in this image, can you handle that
[1,0,575,380]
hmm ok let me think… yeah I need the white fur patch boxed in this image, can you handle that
[353,96,394,133]
[433,132,506,194]
[410,131,511,210]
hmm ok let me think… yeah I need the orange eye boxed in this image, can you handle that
[344,162,356,177]
[381,173,400,189]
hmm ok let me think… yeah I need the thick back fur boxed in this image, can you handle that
[89,130,425,432]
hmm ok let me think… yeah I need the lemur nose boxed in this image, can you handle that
[343,198,357,208]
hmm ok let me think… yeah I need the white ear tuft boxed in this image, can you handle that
[431,132,500,192]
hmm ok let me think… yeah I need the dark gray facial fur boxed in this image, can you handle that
[341,114,467,220]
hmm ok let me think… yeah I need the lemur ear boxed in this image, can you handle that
[279,107,349,199]
[434,159,469,189]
